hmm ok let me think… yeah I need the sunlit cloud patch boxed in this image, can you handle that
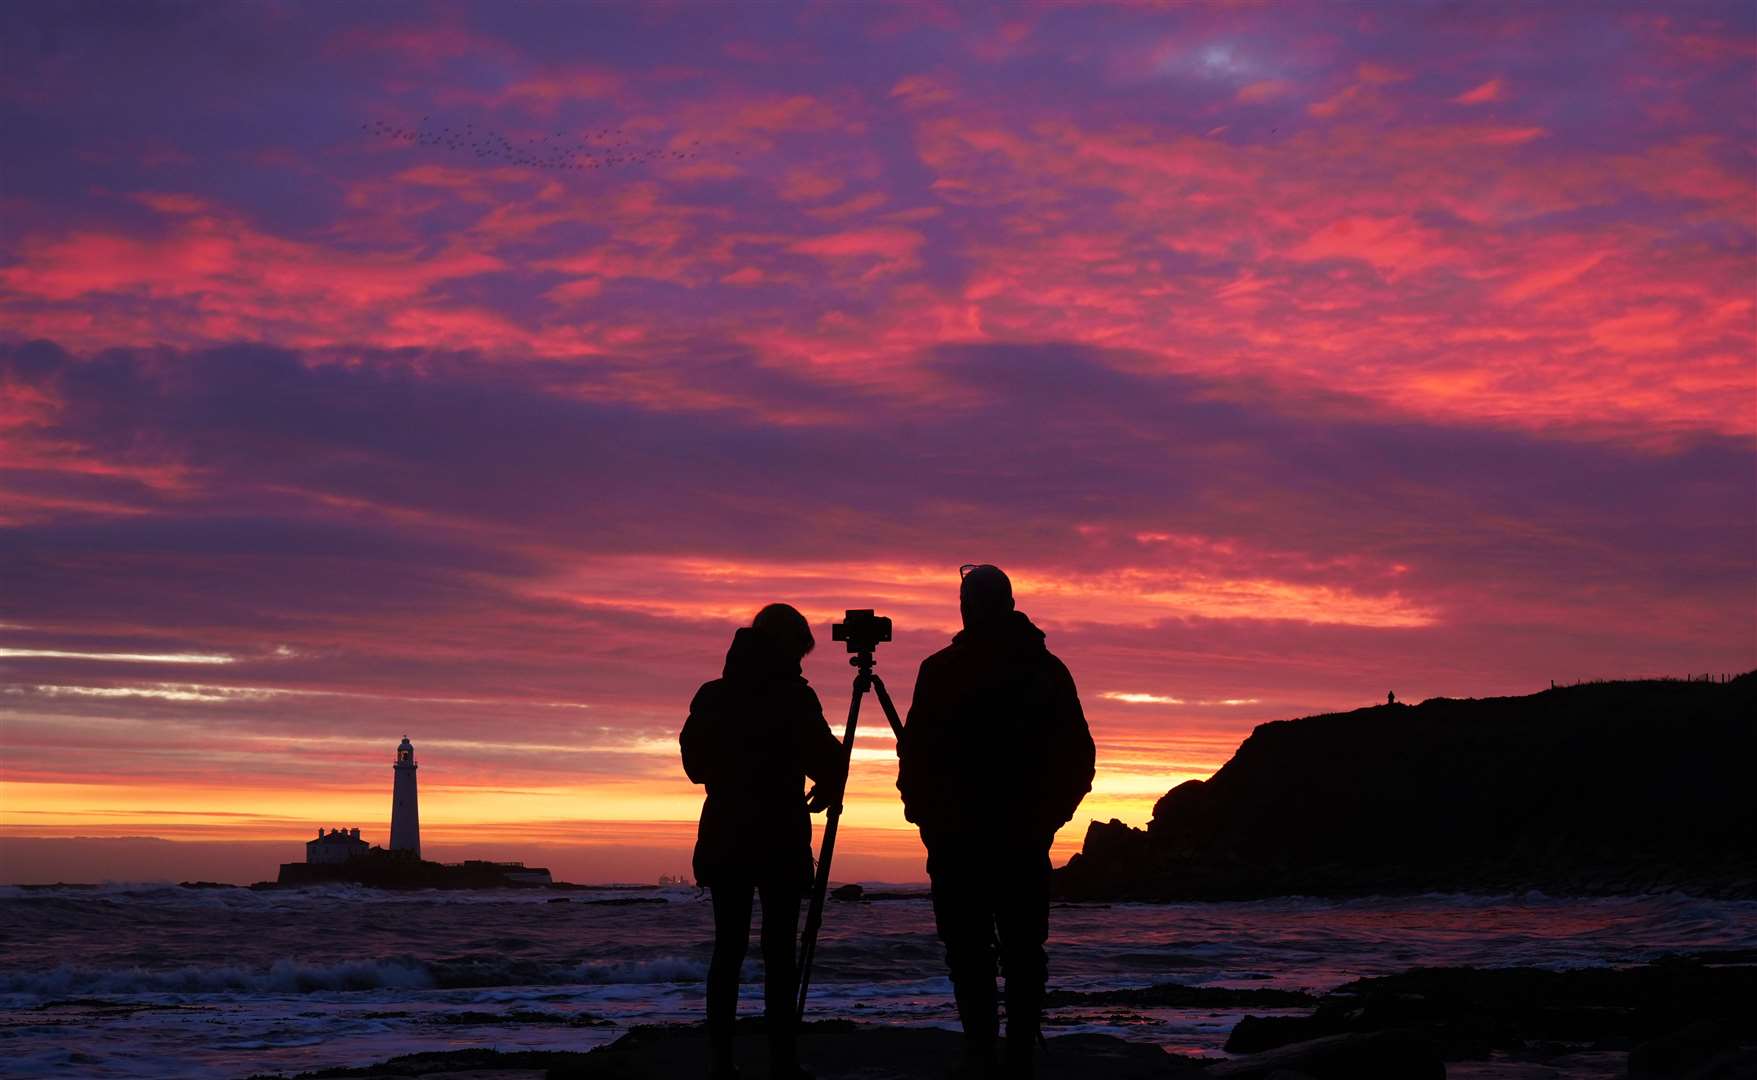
[1101,692,1263,707]
[0,649,236,664]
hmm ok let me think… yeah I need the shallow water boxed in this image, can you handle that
[0,884,1751,1078]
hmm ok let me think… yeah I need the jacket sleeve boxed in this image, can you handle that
[791,685,845,784]
[1039,659,1096,834]
[680,681,721,786]
[897,658,954,829]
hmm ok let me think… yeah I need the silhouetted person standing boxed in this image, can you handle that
[682,604,844,1080]
[897,565,1095,1078]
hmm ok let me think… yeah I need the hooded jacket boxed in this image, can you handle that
[681,628,844,888]
[897,611,1095,849]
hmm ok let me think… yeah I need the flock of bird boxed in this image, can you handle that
[360,116,720,171]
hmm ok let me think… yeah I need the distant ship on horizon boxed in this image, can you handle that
[272,736,552,889]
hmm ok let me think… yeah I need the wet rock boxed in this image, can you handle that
[1227,960,1757,1069]
[831,883,864,902]
[545,1021,1194,1078]
[1044,982,1313,1010]
[1226,1015,1325,1054]
[1205,1030,1444,1079]
[1630,1020,1757,1079]
[254,1023,1197,1079]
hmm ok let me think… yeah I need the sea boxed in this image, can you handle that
[0,884,1752,1079]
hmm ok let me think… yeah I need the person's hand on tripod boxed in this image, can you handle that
[804,778,844,814]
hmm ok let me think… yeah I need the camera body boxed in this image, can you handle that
[831,609,892,654]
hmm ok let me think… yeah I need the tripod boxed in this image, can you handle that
[795,646,904,1022]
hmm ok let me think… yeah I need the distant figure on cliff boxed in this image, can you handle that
[897,564,1096,1078]
[1388,690,1396,705]
[682,604,845,1080]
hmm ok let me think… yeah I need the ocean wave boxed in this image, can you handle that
[0,954,710,999]
[0,957,437,997]
[0,882,389,907]
[0,883,685,907]
[568,957,708,984]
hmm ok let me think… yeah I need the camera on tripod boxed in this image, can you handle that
[830,609,892,654]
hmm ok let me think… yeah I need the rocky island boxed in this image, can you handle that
[271,846,554,889]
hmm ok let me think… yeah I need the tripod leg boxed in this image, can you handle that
[869,675,905,744]
[796,671,866,1022]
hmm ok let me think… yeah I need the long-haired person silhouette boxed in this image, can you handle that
[897,565,1096,1079]
[681,603,845,1080]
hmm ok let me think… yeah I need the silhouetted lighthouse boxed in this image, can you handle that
[390,735,420,857]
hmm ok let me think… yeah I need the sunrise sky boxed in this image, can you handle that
[2,2,1753,885]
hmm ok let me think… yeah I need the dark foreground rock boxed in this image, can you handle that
[550,1021,1191,1078]
[1208,1030,1444,1079]
[1044,982,1314,1009]
[1629,1021,1757,1079]
[1056,673,1757,900]
[1224,959,1757,1077]
[249,1021,1195,1079]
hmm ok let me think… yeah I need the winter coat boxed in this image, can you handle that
[896,611,1095,852]
[681,628,844,888]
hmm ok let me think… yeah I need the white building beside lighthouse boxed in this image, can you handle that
[389,735,420,857]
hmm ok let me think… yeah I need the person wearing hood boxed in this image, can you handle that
[897,565,1095,1079]
[682,604,844,1080]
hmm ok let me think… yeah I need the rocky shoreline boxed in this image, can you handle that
[249,956,1756,1079]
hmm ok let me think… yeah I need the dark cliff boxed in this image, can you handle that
[1055,673,1756,900]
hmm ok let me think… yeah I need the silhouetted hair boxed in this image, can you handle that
[959,564,1014,625]
[752,603,815,658]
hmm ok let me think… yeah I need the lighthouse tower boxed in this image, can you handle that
[389,735,420,857]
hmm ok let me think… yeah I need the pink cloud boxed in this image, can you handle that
[1237,79,1293,104]
[490,69,624,110]
[790,226,926,278]
[1454,77,1505,105]
[1288,214,1460,275]
[779,168,846,202]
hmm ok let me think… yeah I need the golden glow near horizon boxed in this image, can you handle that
[1,717,1210,870]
